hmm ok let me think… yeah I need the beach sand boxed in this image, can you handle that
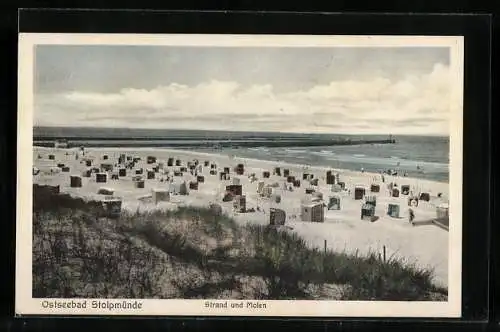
[32,146,450,288]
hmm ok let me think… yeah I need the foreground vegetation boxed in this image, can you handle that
[33,190,447,300]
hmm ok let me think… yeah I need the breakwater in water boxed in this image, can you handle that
[33,138,396,149]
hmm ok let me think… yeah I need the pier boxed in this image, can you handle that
[33,138,396,149]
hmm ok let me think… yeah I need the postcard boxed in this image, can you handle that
[16,33,464,317]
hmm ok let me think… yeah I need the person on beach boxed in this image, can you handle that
[408,208,415,223]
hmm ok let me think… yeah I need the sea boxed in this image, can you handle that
[33,127,450,183]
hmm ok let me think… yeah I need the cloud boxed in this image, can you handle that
[34,63,451,135]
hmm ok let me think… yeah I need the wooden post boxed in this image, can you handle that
[324,239,327,254]
[383,245,387,263]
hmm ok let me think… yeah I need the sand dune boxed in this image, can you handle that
[32,146,450,288]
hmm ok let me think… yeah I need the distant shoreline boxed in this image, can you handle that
[33,138,397,149]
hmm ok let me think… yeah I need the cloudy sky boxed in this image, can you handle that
[34,45,451,135]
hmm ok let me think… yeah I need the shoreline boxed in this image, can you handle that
[35,146,450,189]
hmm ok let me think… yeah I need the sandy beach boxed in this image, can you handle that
[32,146,450,288]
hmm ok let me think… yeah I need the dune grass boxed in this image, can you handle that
[32,188,447,301]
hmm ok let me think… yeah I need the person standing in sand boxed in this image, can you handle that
[408,208,415,223]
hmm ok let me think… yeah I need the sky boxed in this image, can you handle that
[34,45,452,135]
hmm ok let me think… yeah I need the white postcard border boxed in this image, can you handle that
[16,33,464,317]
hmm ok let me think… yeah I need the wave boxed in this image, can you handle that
[284,149,307,154]
[311,151,336,156]
[244,148,447,171]
[248,147,270,152]
[325,154,448,171]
